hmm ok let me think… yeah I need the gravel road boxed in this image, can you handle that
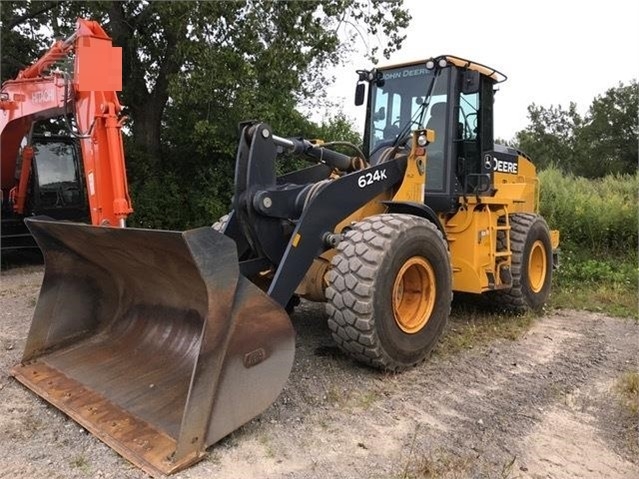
[1,264,637,478]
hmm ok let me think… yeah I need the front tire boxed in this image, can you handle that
[326,214,452,371]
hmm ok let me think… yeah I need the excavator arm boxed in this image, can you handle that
[0,18,132,226]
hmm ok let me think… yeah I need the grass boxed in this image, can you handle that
[550,282,638,318]
[397,432,474,479]
[539,169,638,254]
[550,247,638,319]
[614,370,639,459]
[258,433,277,459]
[21,416,43,434]
[398,442,518,479]
[409,452,474,479]
[357,390,380,410]
[323,384,383,411]
[616,371,639,416]
[324,385,344,406]
[433,259,636,359]
[434,299,535,357]
[70,455,91,473]
[537,169,638,318]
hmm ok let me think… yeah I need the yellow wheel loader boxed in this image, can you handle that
[11,55,559,476]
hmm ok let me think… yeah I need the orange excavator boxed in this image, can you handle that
[0,18,132,250]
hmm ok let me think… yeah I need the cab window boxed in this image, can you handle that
[368,64,433,152]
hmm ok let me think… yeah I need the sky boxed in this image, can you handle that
[322,0,639,141]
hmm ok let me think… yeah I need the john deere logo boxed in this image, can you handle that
[383,67,429,81]
[484,154,518,175]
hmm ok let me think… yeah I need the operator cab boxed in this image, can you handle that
[1,135,87,250]
[357,55,507,213]
[29,135,87,218]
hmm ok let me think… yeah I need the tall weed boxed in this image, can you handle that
[539,168,638,316]
[539,168,638,255]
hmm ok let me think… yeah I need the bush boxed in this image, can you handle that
[555,248,638,288]
[539,167,638,255]
[539,168,638,316]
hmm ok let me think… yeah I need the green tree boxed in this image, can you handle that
[578,81,638,177]
[2,0,410,229]
[514,81,638,177]
[0,1,58,79]
[2,1,409,158]
[514,102,584,172]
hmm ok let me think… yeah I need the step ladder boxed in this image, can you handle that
[487,206,512,288]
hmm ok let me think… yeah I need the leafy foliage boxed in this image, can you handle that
[515,103,584,172]
[0,1,59,79]
[539,167,638,255]
[515,81,638,177]
[579,82,639,177]
[539,168,638,317]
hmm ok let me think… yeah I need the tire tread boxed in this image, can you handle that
[326,214,451,371]
[489,213,551,312]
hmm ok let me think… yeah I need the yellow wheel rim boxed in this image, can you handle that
[392,256,436,334]
[528,240,547,293]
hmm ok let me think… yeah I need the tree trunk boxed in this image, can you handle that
[107,1,174,161]
[130,99,165,160]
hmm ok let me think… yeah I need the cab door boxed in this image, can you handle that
[30,136,89,221]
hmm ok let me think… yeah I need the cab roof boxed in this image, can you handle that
[381,55,507,83]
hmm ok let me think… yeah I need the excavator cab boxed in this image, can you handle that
[28,135,87,219]
[1,135,87,250]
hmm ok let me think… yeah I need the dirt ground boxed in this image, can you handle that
[0,263,637,479]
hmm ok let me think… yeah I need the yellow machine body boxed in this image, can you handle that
[11,54,559,477]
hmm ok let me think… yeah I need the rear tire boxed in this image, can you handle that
[489,213,553,312]
[326,214,452,371]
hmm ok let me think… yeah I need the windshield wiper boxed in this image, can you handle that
[392,70,440,148]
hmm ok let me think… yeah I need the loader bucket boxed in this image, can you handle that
[10,218,295,477]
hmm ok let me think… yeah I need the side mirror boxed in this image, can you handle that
[461,70,480,94]
[355,83,365,106]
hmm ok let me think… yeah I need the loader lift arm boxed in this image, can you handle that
[229,121,410,306]
[0,18,132,227]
